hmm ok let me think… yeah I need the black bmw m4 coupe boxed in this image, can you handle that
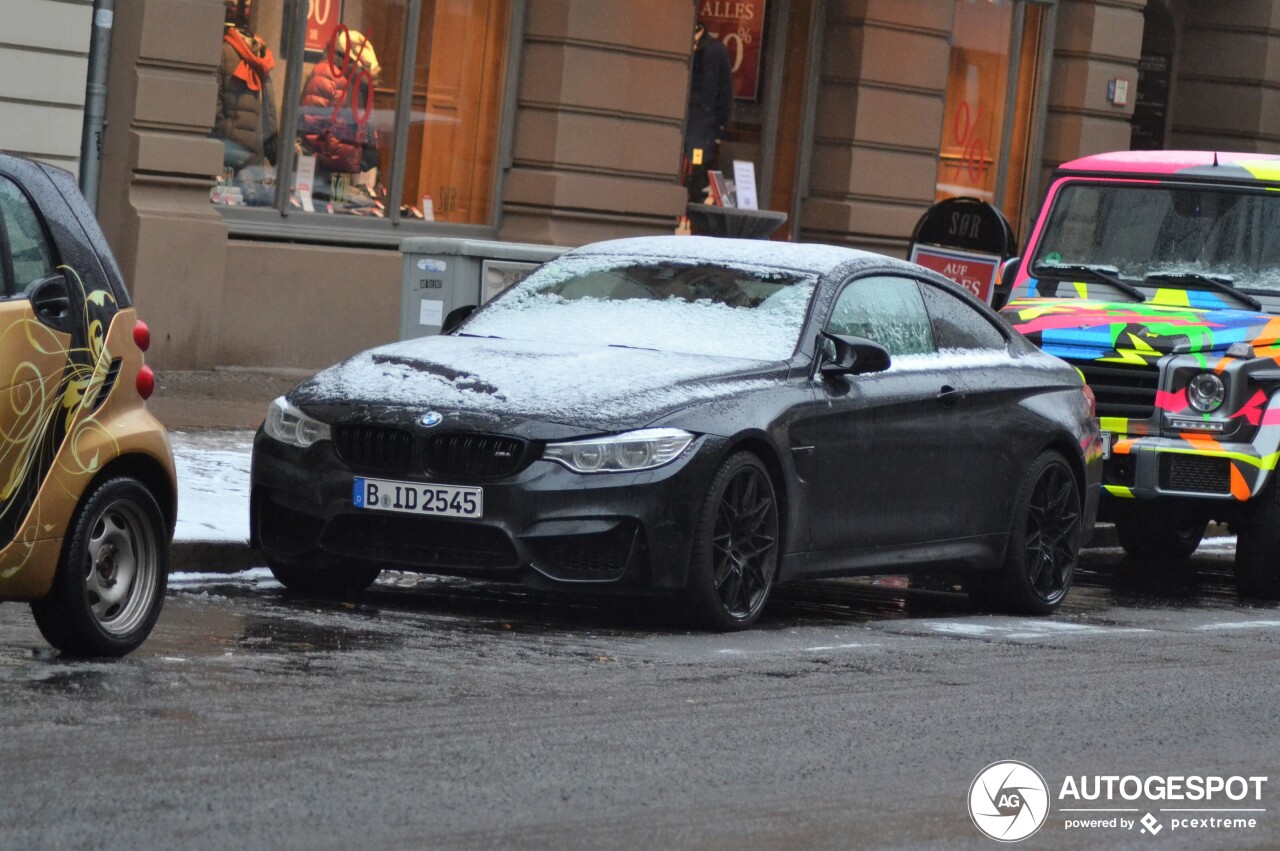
[251,236,1100,629]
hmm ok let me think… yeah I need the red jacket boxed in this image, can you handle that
[298,62,368,173]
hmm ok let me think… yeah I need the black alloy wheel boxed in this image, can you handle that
[688,452,780,630]
[971,450,1081,615]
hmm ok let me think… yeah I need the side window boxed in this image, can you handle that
[827,275,935,356]
[919,283,1008,350]
[0,177,55,295]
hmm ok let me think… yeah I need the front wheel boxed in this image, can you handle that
[686,452,780,630]
[30,477,169,657]
[268,560,382,598]
[971,450,1081,615]
[1112,502,1206,560]
[1234,482,1280,599]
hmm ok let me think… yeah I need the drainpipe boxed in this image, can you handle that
[78,0,115,214]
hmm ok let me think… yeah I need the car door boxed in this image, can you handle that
[916,280,1022,537]
[0,174,78,544]
[793,273,959,552]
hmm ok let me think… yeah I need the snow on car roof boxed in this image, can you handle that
[564,235,904,276]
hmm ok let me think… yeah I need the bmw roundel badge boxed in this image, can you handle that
[419,411,444,428]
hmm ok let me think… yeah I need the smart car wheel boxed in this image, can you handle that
[1112,503,1206,560]
[973,450,1081,615]
[268,560,382,598]
[687,452,779,630]
[30,477,168,657]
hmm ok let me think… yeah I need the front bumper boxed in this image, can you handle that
[250,429,726,591]
[1099,426,1278,502]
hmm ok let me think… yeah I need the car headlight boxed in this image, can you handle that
[543,428,694,474]
[1186,372,1226,413]
[264,396,331,448]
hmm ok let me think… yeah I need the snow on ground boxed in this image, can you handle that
[172,430,254,542]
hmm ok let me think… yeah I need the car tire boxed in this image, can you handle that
[1234,482,1280,599]
[971,450,1081,615]
[268,560,382,598]
[30,477,168,657]
[1112,502,1206,560]
[686,452,780,631]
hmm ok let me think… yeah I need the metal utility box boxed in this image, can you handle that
[398,237,567,340]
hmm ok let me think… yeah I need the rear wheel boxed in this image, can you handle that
[686,452,779,630]
[1235,482,1280,599]
[970,450,1081,615]
[1113,502,1206,560]
[30,477,169,657]
[268,560,382,598]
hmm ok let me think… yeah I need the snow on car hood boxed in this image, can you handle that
[1002,297,1280,362]
[292,335,780,430]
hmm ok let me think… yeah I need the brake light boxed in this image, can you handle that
[1081,382,1097,417]
[133,319,151,351]
[136,364,155,400]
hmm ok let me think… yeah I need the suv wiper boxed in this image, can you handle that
[1144,273,1263,312]
[1040,264,1146,302]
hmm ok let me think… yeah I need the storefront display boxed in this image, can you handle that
[209,0,511,228]
[213,4,280,206]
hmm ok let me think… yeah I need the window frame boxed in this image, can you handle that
[215,0,530,246]
[0,173,59,300]
[917,278,1012,350]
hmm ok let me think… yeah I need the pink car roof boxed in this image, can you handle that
[1059,150,1280,178]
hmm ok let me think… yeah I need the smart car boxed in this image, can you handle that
[252,236,1099,629]
[0,155,175,656]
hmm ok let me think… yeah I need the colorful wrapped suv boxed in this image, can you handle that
[1002,151,1280,597]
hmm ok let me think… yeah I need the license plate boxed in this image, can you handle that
[1100,431,1112,460]
[353,477,483,519]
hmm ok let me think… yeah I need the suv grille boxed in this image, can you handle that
[1076,362,1159,419]
[333,425,415,473]
[1159,454,1231,495]
[426,433,528,479]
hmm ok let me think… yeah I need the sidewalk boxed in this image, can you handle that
[156,369,303,573]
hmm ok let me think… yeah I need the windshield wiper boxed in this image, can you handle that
[1144,273,1263,311]
[1040,264,1146,302]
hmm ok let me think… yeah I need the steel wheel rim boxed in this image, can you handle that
[711,466,778,620]
[1023,462,1080,605]
[83,498,159,636]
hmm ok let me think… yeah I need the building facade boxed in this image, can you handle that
[67,0,1280,370]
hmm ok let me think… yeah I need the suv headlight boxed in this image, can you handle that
[264,396,331,448]
[1186,372,1226,413]
[544,428,694,474]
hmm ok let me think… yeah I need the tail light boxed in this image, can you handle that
[136,364,155,400]
[133,319,151,351]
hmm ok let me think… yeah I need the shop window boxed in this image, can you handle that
[935,0,1050,235]
[210,0,510,227]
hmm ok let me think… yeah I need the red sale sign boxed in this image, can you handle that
[306,0,345,52]
[910,245,1001,304]
[699,0,767,101]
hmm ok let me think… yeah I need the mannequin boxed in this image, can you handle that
[213,5,278,205]
[297,27,382,209]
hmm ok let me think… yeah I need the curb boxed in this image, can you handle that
[171,540,259,574]
[170,524,1234,576]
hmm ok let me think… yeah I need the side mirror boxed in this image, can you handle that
[992,256,1021,310]
[817,332,891,378]
[441,304,477,335]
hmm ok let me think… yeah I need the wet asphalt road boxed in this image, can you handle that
[1,539,1278,850]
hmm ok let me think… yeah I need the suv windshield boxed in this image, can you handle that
[465,257,816,361]
[1031,183,1280,292]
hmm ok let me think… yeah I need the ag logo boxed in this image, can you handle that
[968,760,1050,842]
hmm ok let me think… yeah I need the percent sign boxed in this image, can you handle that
[713,26,753,73]
[953,102,987,183]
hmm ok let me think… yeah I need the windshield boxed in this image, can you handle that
[463,256,817,361]
[1031,183,1280,292]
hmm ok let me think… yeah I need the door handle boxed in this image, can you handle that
[937,385,962,407]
